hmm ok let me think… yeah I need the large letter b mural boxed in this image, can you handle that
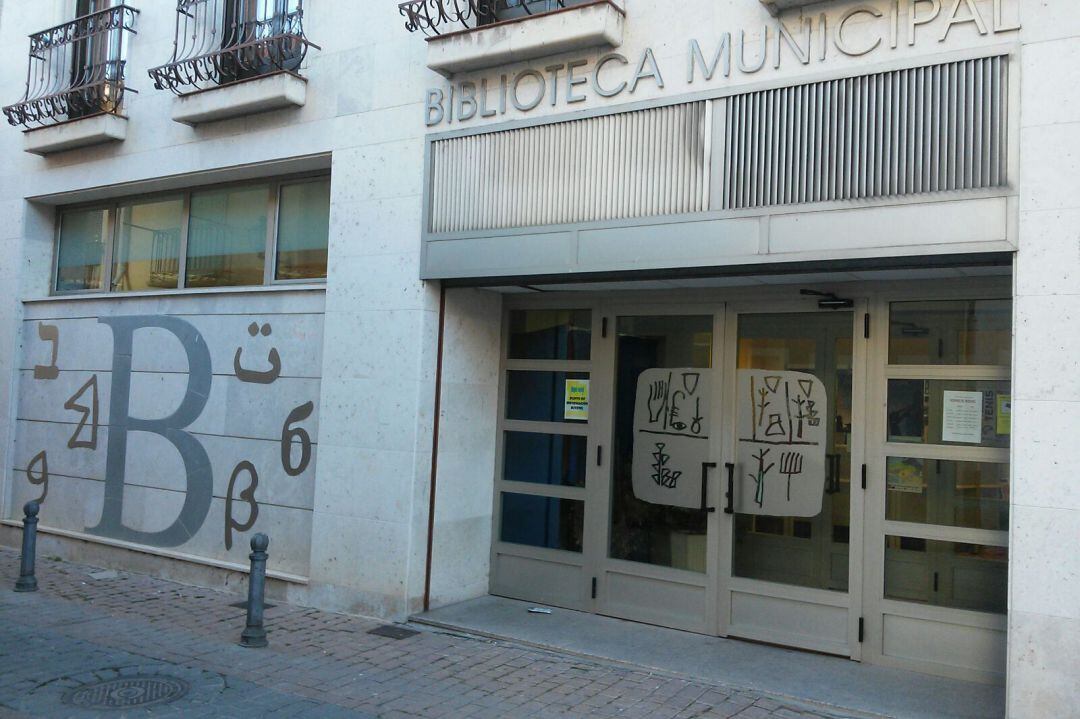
[87,316,213,548]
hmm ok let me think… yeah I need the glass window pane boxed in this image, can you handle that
[505,371,589,423]
[494,0,592,20]
[500,492,583,552]
[508,309,591,360]
[887,458,1009,531]
[56,208,108,292]
[186,185,268,288]
[112,198,183,291]
[610,315,713,573]
[887,380,1011,448]
[889,300,1012,366]
[733,312,854,591]
[885,536,1007,614]
[276,179,329,280]
[504,431,587,487]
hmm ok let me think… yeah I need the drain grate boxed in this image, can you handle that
[367,625,420,640]
[63,676,190,709]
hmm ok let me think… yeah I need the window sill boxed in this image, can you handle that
[23,113,127,156]
[426,1,625,76]
[26,282,326,305]
[171,72,307,126]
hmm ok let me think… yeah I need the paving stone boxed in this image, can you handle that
[0,548,871,718]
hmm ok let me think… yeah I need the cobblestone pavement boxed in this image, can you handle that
[0,548,877,718]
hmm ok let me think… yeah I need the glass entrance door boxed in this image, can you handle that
[596,310,724,633]
[720,307,863,656]
[495,289,1009,679]
[592,305,863,647]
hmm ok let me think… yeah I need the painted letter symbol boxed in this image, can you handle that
[749,447,774,508]
[27,450,48,504]
[89,316,213,548]
[281,401,315,477]
[64,375,99,449]
[225,461,260,550]
[650,442,682,488]
[647,376,670,424]
[234,322,282,384]
[33,323,60,380]
[780,451,804,501]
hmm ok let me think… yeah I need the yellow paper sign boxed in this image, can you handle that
[996,394,1011,435]
[564,380,590,420]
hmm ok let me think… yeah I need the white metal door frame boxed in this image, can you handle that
[492,275,1013,679]
[489,297,604,610]
[860,287,1011,685]
[591,300,726,634]
[718,297,869,658]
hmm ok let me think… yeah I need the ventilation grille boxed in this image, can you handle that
[722,56,1008,210]
[429,101,709,233]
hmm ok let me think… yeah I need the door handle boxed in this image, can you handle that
[700,462,717,513]
[724,462,735,514]
[825,454,840,494]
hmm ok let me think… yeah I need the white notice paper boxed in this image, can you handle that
[630,368,711,509]
[735,370,828,517]
[942,390,983,444]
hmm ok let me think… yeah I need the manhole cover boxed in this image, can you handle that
[367,624,420,640]
[63,676,190,709]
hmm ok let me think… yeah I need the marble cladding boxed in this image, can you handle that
[1008,1,1080,714]
[7,291,325,578]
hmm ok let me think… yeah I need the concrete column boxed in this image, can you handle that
[423,288,502,611]
[307,135,439,619]
[1009,2,1080,713]
[0,201,53,524]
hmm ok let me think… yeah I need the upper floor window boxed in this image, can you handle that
[400,0,597,35]
[54,176,330,294]
[3,2,139,129]
[485,0,593,23]
[149,0,316,95]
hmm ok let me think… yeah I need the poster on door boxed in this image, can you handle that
[735,370,828,517]
[631,368,710,508]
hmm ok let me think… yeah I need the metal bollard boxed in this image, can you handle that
[239,533,269,648]
[14,501,40,593]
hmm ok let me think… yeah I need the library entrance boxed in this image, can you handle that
[491,281,1011,683]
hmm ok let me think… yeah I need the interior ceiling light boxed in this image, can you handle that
[892,321,930,337]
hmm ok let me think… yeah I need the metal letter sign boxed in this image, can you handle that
[735,370,827,517]
[631,368,710,508]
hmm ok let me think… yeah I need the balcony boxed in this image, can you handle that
[148,0,318,125]
[3,5,139,156]
[400,0,625,76]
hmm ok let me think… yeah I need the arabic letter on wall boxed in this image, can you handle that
[735,369,827,517]
[631,368,710,508]
[10,296,324,578]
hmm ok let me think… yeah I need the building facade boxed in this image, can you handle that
[0,0,1076,714]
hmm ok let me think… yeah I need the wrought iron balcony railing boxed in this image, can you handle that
[148,0,317,94]
[400,0,585,36]
[3,5,140,128]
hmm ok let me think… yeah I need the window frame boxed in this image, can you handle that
[269,175,333,285]
[51,172,330,296]
[52,205,114,295]
[875,293,1012,618]
[484,0,593,24]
